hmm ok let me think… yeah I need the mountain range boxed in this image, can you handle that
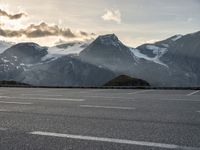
[0,31,200,87]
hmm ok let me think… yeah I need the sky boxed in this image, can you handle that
[0,0,200,47]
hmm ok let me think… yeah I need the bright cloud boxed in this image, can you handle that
[0,8,95,46]
[102,10,121,24]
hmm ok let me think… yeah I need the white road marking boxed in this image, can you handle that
[79,89,108,94]
[0,96,9,98]
[21,94,63,97]
[86,96,200,102]
[86,96,135,100]
[0,96,84,102]
[152,98,200,102]
[197,111,200,113]
[127,90,153,95]
[80,105,135,110]
[0,127,7,131]
[0,109,10,112]
[30,131,200,150]
[0,101,32,105]
[187,91,200,96]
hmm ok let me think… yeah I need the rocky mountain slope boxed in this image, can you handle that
[0,31,200,87]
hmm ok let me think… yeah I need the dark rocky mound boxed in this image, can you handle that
[0,80,30,86]
[104,75,150,86]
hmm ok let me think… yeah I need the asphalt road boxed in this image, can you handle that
[0,88,200,150]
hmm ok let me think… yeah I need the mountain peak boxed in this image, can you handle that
[6,42,48,54]
[2,42,48,64]
[95,34,120,46]
[11,42,44,50]
[98,34,118,40]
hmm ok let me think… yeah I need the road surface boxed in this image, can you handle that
[0,88,200,150]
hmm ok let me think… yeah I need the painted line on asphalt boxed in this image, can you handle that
[86,96,135,100]
[0,109,10,112]
[127,90,153,95]
[152,98,200,102]
[197,111,200,113]
[79,89,109,94]
[0,96,84,102]
[80,105,135,110]
[0,101,32,105]
[187,91,200,96]
[30,131,200,150]
[21,94,63,97]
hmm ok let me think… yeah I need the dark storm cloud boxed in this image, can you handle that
[80,31,89,36]
[24,22,76,38]
[0,28,22,37]
[0,9,26,20]
[0,22,92,38]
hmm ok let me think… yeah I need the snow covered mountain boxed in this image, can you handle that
[42,41,91,61]
[0,31,200,87]
[80,34,137,72]
[0,41,116,86]
[2,43,48,64]
[17,55,115,86]
[135,31,200,86]
[79,32,200,86]
[0,43,48,80]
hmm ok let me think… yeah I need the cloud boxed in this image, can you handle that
[24,22,76,38]
[0,22,93,39]
[0,28,22,37]
[187,18,193,22]
[0,9,27,20]
[102,10,121,24]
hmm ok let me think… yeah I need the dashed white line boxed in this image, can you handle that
[154,98,200,102]
[197,111,200,113]
[0,96,84,102]
[0,109,10,112]
[127,90,153,95]
[79,89,108,93]
[187,91,200,96]
[86,96,135,100]
[21,94,63,97]
[80,105,135,110]
[0,101,32,105]
[30,131,200,150]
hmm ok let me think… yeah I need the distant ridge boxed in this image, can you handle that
[0,80,30,86]
[104,75,150,87]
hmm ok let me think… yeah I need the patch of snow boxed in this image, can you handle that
[42,41,91,61]
[130,48,168,68]
[162,44,169,48]
[12,56,18,61]
[2,59,9,63]
[171,35,183,41]
[146,45,168,57]
[185,73,190,77]
[20,63,25,66]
